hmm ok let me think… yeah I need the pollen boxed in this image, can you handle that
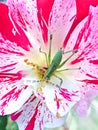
[54,97,62,102]
[56,112,61,118]
[37,87,43,94]
[24,58,47,79]
[24,59,36,67]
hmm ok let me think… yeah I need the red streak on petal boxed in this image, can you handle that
[70,57,84,64]
[70,14,92,65]
[37,0,54,43]
[60,88,72,102]
[0,71,23,81]
[0,63,17,70]
[11,96,36,121]
[25,102,41,130]
[86,73,97,79]
[89,60,98,65]
[1,88,16,107]
[54,92,60,109]
[78,79,98,85]
[63,18,79,48]
[0,38,24,56]
[1,87,21,101]
[0,86,27,116]
[0,3,32,51]
[17,10,27,31]
[63,0,95,48]
[76,0,98,22]
[14,88,23,100]
[29,96,36,103]
[39,119,44,130]
[73,13,92,50]
[63,14,86,48]
[23,95,36,106]
[11,111,23,121]
[0,47,24,56]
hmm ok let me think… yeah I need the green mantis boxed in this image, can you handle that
[24,14,79,87]
[39,13,79,86]
[39,34,78,86]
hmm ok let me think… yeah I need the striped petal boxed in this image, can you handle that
[0,80,33,115]
[7,0,76,48]
[48,0,76,49]
[0,3,32,51]
[0,0,98,129]
[64,5,98,115]
[11,94,66,130]
[62,5,98,88]
[0,3,33,115]
[43,78,80,117]
[7,0,44,46]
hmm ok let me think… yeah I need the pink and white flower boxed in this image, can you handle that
[0,0,98,129]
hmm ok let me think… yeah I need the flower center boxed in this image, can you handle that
[24,59,47,79]
[23,48,80,91]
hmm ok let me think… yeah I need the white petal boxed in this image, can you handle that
[43,78,80,117]
[11,94,67,130]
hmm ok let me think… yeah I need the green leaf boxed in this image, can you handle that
[6,116,19,130]
[0,115,7,130]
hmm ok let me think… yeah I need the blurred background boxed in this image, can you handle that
[0,0,98,130]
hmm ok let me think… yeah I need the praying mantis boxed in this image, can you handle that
[39,34,78,86]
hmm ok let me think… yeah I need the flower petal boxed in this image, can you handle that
[63,0,98,47]
[7,0,77,49]
[7,0,44,46]
[0,37,33,115]
[62,5,98,88]
[43,78,80,117]
[11,94,66,130]
[0,3,32,51]
[63,5,98,116]
[0,3,34,115]
[0,79,33,115]
[76,0,98,21]
[49,0,76,49]
[37,0,54,43]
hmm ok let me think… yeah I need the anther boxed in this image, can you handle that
[24,59,36,67]
[73,49,78,53]
[50,34,52,40]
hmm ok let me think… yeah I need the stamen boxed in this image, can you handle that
[40,9,51,33]
[24,59,36,67]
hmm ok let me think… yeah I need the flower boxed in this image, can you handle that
[0,0,98,130]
